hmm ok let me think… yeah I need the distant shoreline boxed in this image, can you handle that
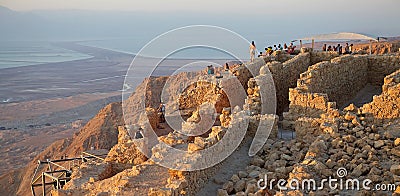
[0,40,241,72]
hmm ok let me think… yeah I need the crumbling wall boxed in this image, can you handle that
[367,55,400,85]
[283,54,400,130]
[310,51,339,65]
[263,53,311,115]
[231,51,339,117]
[231,52,292,92]
[297,55,369,108]
[178,79,230,113]
[362,68,400,124]
[150,110,250,195]
[262,51,292,64]
[281,55,368,129]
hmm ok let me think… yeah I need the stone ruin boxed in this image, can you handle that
[52,49,400,196]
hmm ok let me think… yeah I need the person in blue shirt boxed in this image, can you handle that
[207,65,215,75]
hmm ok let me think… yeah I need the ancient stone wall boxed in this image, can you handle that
[367,55,400,85]
[297,55,369,108]
[231,52,292,92]
[236,51,339,116]
[310,51,339,65]
[362,68,400,124]
[262,51,292,64]
[150,110,250,195]
[283,54,400,130]
[262,53,311,115]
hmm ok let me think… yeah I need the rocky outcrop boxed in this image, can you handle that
[14,102,123,196]
[105,126,147,165]
[353,41,400,55]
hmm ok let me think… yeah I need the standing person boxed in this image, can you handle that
[344,43,350,54]
[278,44,283,51]
[224,62,229,71]
[288,43,296,54]
[337,44,342,55]
[283,43,288,53]
[157,102,166,123]
[349,44,354,54]
[250,41,256,62]
[266,47,273,56]
[273,45,278,51]
[322,44,327,51]
[207,65,215,75]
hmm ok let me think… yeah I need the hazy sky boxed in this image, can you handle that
[1,0,400,42]
[1,0,399,14]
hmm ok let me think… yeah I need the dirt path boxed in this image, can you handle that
[125,164,169,195]
[196,138,253,196]
[341,84,382,109]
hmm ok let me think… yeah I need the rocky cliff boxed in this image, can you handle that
[0,102,123,196]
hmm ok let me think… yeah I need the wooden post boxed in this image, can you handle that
[300,40,303,49]
[31,185,36,196]
[42,173,45,196]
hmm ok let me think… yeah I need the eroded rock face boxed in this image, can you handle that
[105,126,147,165]
[178,78,230,114]
[16,102,124,196]
[219,107,232,128]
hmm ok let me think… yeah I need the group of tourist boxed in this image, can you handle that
[251,41,297,62]
[322,43,354,55]
[249,40,357,62]
[206,63,230,75]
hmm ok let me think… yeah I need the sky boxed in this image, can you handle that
[1,0,399,14]
[1,0,400,43]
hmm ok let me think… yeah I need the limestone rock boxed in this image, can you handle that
[234,179,246,193]
[395,138,400,146]
[392,147,400,157]
[231,174,240,183]
[187,143,203,153]
[238,171,248,178]
[251,157,265,167]
[248,170,260,178]
[373,140,385,149]
[217,189,229,196]
[222,181,234,193]
[245,183,257,194]
[344,104,358,113]
[390,165,400,176]
[235,192,245,196]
